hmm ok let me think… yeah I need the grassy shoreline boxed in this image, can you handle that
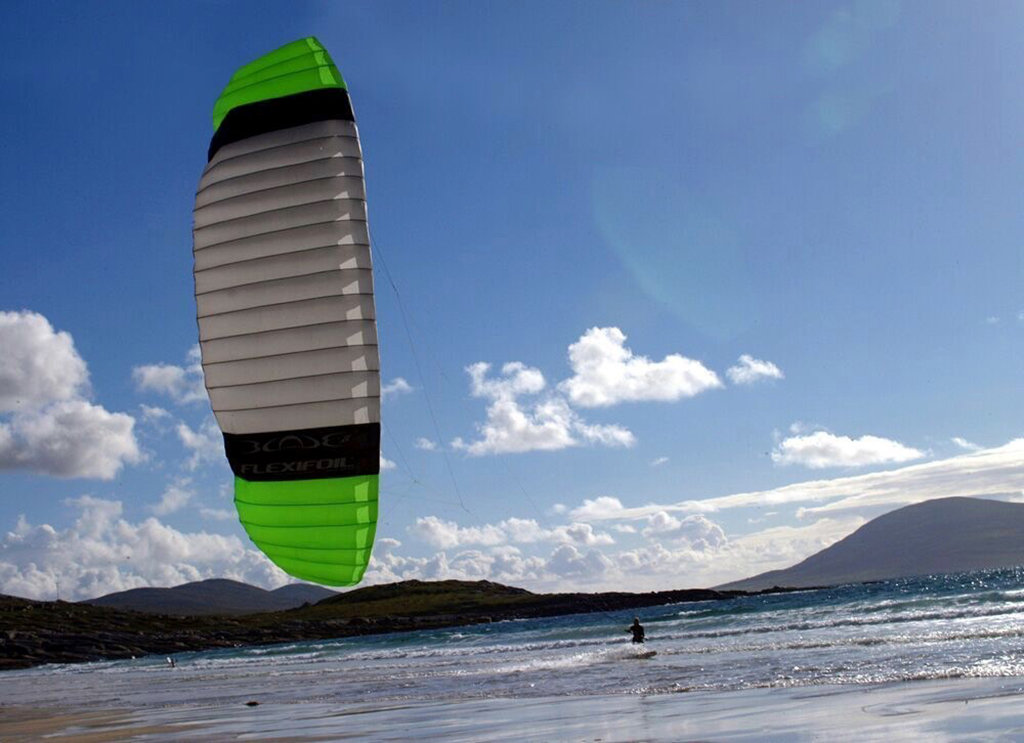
[1,579,806,671]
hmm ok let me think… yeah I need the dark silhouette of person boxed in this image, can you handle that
[626,617,645,644]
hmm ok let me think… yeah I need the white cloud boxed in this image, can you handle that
[139,405,170,422]
[0,401,141,480]
[355,505,871,592]
[615,515,865,589]
[641,512,727,549]
[570,496,627,520]
[151,479,194,516]
[640,510,681,536]
[363,543,549,587]
[570,439,1024,522]
[176,417,223,471]
[453,327,723,455]
[0,310,89,411]
[575,417,636,448]
[452,363,634,455]
[366,510,869,592]
[561,327,722,408]
[0,496,285,601]
[556,522,616,546]
[952,437,982,452]
[407,515,614,549]
[408,516,506,550]
[985,316,1001,325]
[132,346,206,405]
[546,544,614,578]
[381,377,413,399]
[467,362,546,400]
[380,455,397,471]
[414,437,438,451]
[200,508,235,521]
[771,430,924,468]
[726,354,784,385]
[651,456,669,467]
[0,311,140,480]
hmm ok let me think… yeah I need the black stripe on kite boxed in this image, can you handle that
[209,88,356,161]
[224,422,380,481]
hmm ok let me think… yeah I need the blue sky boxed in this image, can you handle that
[1,1,1022,599]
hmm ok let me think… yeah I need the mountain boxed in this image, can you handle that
[81,578,337,615]
[717,497,1024,591]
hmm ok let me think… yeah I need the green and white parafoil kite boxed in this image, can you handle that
[193,38,379,585]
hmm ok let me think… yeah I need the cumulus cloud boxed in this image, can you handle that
[176,417,223,471]
[561,327,722,408]
[556,522,616,546]
[376,512,866,592]
[364,543,549,587]
[0,496,285,601]
[380,455,397,471]
[641,512,727,549]
[0,310,88,411]
[547,544,614,578]
[381,377,413,399]
[467,362,545,400]
[0,311,140,480]
[359,509,866,592]
[453,328,727,456]
[132,346,207,405]
[451,363,634,455]
[651,457,669,467]
[139,405,170,422]
[570,496,627,521]
[408,515,614,549]
[409,516,506,550]
[0,400,141,480]
[151,479,194,516]
[726,355,784,385]
[414,437,438,451]
[772,430,925,468]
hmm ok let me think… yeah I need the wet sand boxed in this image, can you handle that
[3,677,1024,741]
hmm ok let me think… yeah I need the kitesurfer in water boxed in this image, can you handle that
[626,617,645,644]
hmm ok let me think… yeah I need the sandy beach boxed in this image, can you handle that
[3,677,1024,741]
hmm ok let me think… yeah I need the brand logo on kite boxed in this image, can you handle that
[234,433,354,455]
[223,424,379,481]
[238,457,352,476]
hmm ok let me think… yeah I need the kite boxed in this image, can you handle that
[193,38,379,585]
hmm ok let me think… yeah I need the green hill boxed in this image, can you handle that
[2,579,746,671]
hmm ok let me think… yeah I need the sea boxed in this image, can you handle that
[6,568,1024,709]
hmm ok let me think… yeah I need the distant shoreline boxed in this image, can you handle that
[1,581,812,671]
